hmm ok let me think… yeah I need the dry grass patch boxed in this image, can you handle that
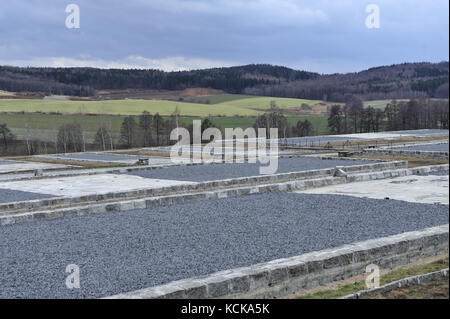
[10,156,129,170]
[294,256,448,299]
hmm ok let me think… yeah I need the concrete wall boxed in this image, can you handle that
[105,224,449,299]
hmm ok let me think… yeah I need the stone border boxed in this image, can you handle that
[104,224,449,299]
[0,160,407,214]
[1,163,446,226]
[361,149,449,160]
[340,268,449,299]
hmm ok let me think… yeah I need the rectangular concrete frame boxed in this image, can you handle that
[1,163,447,226]
[105,224,449,299]
[0,160,409,215]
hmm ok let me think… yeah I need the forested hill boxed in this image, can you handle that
[246,61,449,101]
[0,62,448,101]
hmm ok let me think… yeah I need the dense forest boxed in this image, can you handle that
[1,62,448,101]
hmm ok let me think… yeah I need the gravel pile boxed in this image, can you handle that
[0,188,57,204]
[0,192,447,298]
[392,143,449,152]
[122,157,376,182]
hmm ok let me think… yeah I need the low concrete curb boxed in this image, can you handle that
[340,268,449,299]
[104,224,449,299]
[1,163,447,226]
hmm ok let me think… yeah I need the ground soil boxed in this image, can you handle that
[363,276,449,299]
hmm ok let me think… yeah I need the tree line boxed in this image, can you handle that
[327,98,449,134]
[1,98,448,156]
[1,62,447,101]
[0,64,315,97]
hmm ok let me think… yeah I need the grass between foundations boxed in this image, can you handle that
[296,256,449,299]
[363,276,449,299]
[6,156,129,170]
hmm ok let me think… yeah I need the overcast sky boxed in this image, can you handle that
[0,0,448,73]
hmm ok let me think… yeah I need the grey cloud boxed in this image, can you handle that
[0,0,448,73]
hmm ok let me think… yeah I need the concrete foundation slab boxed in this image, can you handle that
[35,152,177,165]
[0,161,75,174]
[0,174,196,197]
[122,157,378,182]
[298,174,449,205]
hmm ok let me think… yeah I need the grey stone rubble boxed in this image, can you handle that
[0,163,447,227]
[340,268,449,299]
[105,225,449,299]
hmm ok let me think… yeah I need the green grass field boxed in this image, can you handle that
[183,94,257,104]
[0,112,329,143]
[0,94,329,143]
[0,95,322,117]
[363,99,409,109]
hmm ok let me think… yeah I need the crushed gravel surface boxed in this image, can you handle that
[121,157,377,182]
[0,192,447,298]
[0,188,57,204]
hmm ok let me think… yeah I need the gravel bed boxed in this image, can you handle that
[0,160,17,165]
[0,188,57,204]
[121,157,377,182]
[392,143,449,152]
[0,192,447,299]
[44,153,151,162]
[418,170,449,177]
[386,129,449,136]
[283,136,361,145]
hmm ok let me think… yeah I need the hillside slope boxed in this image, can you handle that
[0,62,448,101]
